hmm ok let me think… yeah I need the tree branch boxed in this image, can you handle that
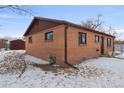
[0,5,33,15]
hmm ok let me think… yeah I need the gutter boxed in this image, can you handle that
[64,24,78,69]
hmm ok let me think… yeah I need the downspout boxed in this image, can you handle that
[113,37,115,55]
[64,24,78,69]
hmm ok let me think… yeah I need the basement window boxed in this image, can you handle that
[78,32,87,44]
[28,36,32,43]
[95,35,99,43]
[45,31,53,40]
[107,38,111,47]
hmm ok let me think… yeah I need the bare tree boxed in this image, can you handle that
[81,14,122,39]
[106,25,123,53]
[81,14,104,31]
[107,26,121,39]
[0,5,33,15]
[0,5,33,31]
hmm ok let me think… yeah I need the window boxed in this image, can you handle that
[107,38,111,47]
[78,32,86,44]
[95,35,99,43]
[45,31,53,40]
[28,36,32,43]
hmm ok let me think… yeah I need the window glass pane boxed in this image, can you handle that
[95,35,99,43]
[47,33,50,39]
[45,32,53,40]
[82,35,85,43]
[29,36,32,43]
[96,37,98,41]
[107,38,111,47]
[78,34,82,43]
[78,32,86,44]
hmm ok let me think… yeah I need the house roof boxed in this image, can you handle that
[24,16,115,38]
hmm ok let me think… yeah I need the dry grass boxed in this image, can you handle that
[0,51,26,77]
[31,64,61,73]
[31,63,108,78]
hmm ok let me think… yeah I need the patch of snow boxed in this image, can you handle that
[24,54,50,65]
[116,53,124,58]
[0,51,124,87]
[0,50,25,63]
[114,51,121,55]
[0,63,123,88]
[81,57,124,74]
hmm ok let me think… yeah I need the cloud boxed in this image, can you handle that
[115,29,124,33]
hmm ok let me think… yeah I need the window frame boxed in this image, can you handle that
[94,35,99,43]
[45,31,53,41]
[107,38,111,47]
[78,32,87,44]
[28,36,32,44]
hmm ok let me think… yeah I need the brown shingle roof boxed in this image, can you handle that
[24,16,115,38]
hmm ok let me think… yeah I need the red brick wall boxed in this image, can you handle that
[25,25,66,66]
[67,26,114,65]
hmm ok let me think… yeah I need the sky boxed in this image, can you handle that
[0,5,124,40]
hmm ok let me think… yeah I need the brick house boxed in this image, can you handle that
[24,17,115,67]
[10,39,25,50]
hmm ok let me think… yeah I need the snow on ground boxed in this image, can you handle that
[24,55,50,65]
[116,53,124,58]
[0,50,124,87]
[0,49,25,62]
[114,51,121,55]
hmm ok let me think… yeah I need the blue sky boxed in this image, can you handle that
[0,5,124,39]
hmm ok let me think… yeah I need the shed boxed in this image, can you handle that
[10,39,25,50]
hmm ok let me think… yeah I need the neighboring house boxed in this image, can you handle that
[10,39,25,50]
[0,39,8,49]
[23,17,115,67]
